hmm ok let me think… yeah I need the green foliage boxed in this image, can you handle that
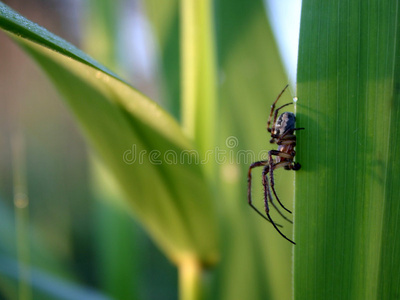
[295,0,400,299]
[0,2,218,266]
[3,0,399,299]
[0,1,295,299]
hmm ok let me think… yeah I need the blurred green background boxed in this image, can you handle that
[0,0,299,299]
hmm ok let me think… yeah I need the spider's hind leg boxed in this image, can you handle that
[262,165,292,224]
[247,161,283,228]
[268,150,293,214]
[262,165,295,245]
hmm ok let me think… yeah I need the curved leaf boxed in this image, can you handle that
[0,2,218,265]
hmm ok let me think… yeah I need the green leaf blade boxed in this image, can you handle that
[0,2,218,266]
[295,0,400,299]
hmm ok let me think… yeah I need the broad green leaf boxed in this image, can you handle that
[0,2,218,266]
[295,0,400,299]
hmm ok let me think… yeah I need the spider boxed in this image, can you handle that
[247,85,304,245]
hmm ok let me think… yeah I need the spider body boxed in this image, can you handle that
[272,112,297,168]
[247,85,304,245]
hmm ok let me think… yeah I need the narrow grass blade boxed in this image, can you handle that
[295,0,400,299]
[144,0,181,119]
[180,0,217,161]
[12,134,31,300]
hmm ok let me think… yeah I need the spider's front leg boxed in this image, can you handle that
[267,84,290,132]
[261,164,296,245]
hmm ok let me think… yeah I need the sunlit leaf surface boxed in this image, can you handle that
[0,2,218,266]
[295,0,400,299]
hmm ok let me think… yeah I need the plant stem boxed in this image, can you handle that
[12,133,31,300]
[180,0,217,164]
[178,256,205,300]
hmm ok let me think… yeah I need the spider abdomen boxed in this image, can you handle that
[273,112,296,136]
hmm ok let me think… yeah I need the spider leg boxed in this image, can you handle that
[270,161,298,211]
[262,165,296,245]
[268,150,293,213]
[262,165,293,223]
[267,84,289,132]
[247,161,283,228]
